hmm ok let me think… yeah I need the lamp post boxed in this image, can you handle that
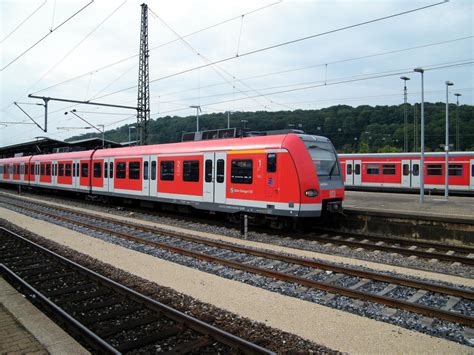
[190,105,201,132]
[444,81,454,200]
[400,76,410,152]
[414,68,425,204]
[128,126,136,146]
[454,93,461,151]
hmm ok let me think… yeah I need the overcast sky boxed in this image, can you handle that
[0,0,472,147]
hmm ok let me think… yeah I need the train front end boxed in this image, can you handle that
[296,134,344,215]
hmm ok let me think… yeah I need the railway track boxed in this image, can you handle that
[2,189,473,267]
[0,227,273,354]
[286,228,474,266]
[1,195,473,328]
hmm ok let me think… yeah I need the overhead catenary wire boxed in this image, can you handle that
[1,0,94,71]
[92,0,449,101]
[30,1,283,96]
[0,0,48,44]
[152,35,473,99]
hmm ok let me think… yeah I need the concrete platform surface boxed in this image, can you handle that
[344,191,474,222]
[0,277,89,354]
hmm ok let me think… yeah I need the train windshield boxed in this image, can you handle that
[305,141,340,177]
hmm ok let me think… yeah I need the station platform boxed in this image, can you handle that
[343,191,474,224]
[0,278,88,354]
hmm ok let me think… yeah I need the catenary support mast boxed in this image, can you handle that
[137,3,150,145]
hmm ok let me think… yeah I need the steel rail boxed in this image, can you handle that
[0,227,275,355]
[3,199,474,326]
[311,228,474,254]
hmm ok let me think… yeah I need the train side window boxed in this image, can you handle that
[160,161,174,181]
[382,164,396,175]
[93,162,102,178]
[151,161,156,180]
[183,160,200,182]
[413,164,419,176]
[72,163,75,177]
[81,163,88,178]
[427,164,442,176]
[403,164,409,176]
[267,153,277,173]
[472,164,474,177]
[448,164,463,176]
[205,160,213,183]
[366,164,379,175]
[116,162,126,179]
[216,159,225,183]
[110,162,114,178]
[355,164,360,175]
[143,161,149,180]
[25,164,29,175]
[46,164,51,176]
[65,164,71,177]
[231,159,253,184]
[347,164,352,175]
[129,162,140,180]
[104,162,108,178]
[59,164,64,176]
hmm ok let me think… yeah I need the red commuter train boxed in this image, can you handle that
[339,152,474,194]
[0,134,344,220]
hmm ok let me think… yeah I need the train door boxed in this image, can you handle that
[203,153,214,203]
[411,159,420,188]
[401,160,411,187]
[150,157,157,197]
[72,160,80,190]
[470,159,474,190]
[214,152,226,204]
[345,160,354,185]
[51,161,57,187]
[102,159,109,192]
[265,153,278,199]
[142,155,150,197]
[353,160,362,185]
[108,158,115,193]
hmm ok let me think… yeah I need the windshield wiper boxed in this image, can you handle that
[328,161,337,180]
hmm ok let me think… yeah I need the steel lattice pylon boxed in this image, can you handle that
[137,3,150,145]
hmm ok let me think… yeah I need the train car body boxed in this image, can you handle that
[0,134,344,218]
[339,152,474,194]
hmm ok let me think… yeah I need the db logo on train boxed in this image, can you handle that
[330,190,336,198]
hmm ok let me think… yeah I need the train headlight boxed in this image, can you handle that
[305,189,319,197]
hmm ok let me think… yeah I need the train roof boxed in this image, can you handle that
[0,134,331,162]
[339,152,474,158]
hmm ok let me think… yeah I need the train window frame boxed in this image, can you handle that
[116,162,126,179]
[151,161,156,180]
[65,163,71,177]
[205,159,213,183]
[427,164,442,176]
[81,163,88,178]
[231,159,253,184]
[448,164,463,176]
[183,160,200,182]
[160,161,175,181]
[267,153,277,173]
[366,164,379,175]
[93,162,102,178]
[216,159,225,183]
[129,161,140,180]
[346,164,352,175]
[355,164,360,175]
[413,164,419,176]
[59,164,64,177]
[403,164,409,176]
[382,164,396,175]
[143,161,149,180]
